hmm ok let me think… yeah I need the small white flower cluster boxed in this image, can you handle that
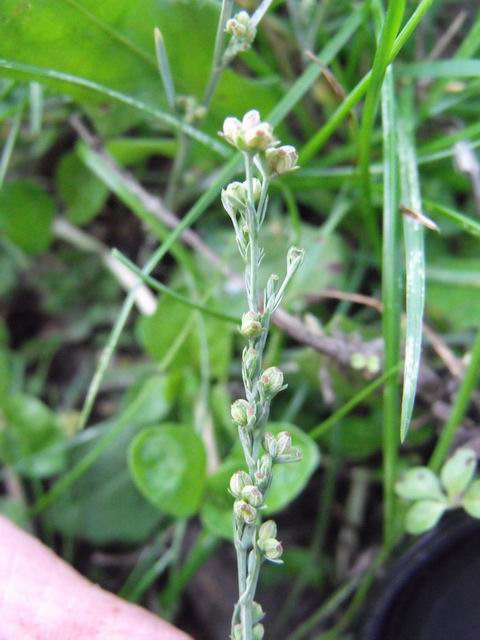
[225,11,257,59]
[221,110,299,175]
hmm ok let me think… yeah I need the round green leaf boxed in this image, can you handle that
[440,448,477,499]
[462,479,480,519]
[395,467,444,501]
[128,424,206,518]
[201,423,320,540]
[0,180,54,254]
[405,500,447,535]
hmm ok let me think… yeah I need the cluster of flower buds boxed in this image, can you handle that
[263,431,302,463]
[231,398,256,427]
[233,479,264,526]
[175,95,206,124]
[222,178,261,212]
[221,110,299,174]
[257,520,283,562]
[225,11,257,60]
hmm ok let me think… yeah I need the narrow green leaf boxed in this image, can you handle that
[381,64,402,543]
[358,0,406,251]
[398,89,425,443]
[0,59,230,157]
[424,199,480,239]
[0,104,23,188]
[399,59,480,80]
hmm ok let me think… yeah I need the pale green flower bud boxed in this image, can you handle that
[253,623,265,639]
[266,144,299,175]
[240,311,263,338]
[258,519,277,542]
[244,121,275,151]
[225,11,256,43]
[221,116,243,148]
[252,601,265,624]
[259,537,283,560]
[229,470,252,498]
[241,484,263,507]
[287,246,305,272]
[222,181,247,211]
[243,177,262,201]
[462,479,480,518]
[276,431,292,456]
[233,624,242,640]
[277,446,302,464]
[231,398,255,426]
[259,454,273,477]
[263,432,277,457]
[260,367,284,398]
[243,347,260,379]
[234,499,257,525]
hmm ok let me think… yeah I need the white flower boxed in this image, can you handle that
[266,145,299,174]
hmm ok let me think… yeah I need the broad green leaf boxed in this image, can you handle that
[0,180,54,254]
[440,448,477,499]
[129,424,207,518]
[201,423,320,539]
[55,152,108,224]
[395,467,444,501]
[405,499,447,535]
[47,375,174,543]
[0,394,66,478]
[462,480,480,519]
[427,259,480,329]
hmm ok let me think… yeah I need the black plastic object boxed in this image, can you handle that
[361,515,480,640]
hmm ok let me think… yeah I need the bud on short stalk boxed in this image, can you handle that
[240,311,263,338]
[231,399,255,426]
[259,367,285,399]
[230,470,252,498]
[258,536,283,561]
[241,484,263,507]
[266,145,299,175]
[234,499,257,525]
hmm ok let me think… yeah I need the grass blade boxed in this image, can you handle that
[398,88,425,443]
[429,328,480,472]
[424,199,480,238]
[0,104,23,188]
[358,0,406,252]
[112,249,238,324]
[381,64,401,544]
[0,59,230,157]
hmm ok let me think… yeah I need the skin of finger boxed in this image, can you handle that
[0,516,192,640]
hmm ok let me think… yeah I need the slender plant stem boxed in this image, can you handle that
[203,0,234,106]
[429,328,480,472]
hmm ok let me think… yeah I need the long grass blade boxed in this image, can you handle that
[358,0,406,252]
[424,199,480,238]
[0,104,24,188]
[398,88,425,443]
[429,328,480,472]
[0,59,230,157]
[381,64,401,545]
